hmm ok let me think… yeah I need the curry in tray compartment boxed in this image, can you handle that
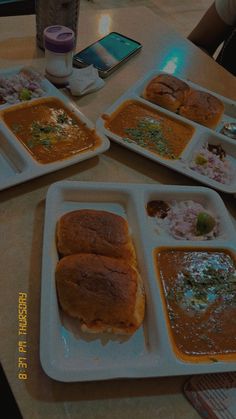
[155,247,236,362]
[1,97,101,164]
[103,99,194,159]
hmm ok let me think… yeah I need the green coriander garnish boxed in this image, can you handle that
[57,112,69,124]
[26,121,64,148]
[123,117,176,159]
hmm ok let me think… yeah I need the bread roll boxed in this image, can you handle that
[56,209,136,265]
[143,73,190,112]
[55,253,145,335]
[179,89,224,128]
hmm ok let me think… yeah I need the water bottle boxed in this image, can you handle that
[35,0,80,50]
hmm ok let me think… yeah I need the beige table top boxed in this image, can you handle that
[0,6,236,419]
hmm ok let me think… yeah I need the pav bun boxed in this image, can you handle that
[55,253,145,335]
[143,73,190,112]
[56,209,136,265]
[179,89,224,129]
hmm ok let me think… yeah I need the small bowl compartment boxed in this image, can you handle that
[0,66,48,110]
[223,101,236,119]
[184,132,236,193]
[142,186,234,242]
[216,101,236,139]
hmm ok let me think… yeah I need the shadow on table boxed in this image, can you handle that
[1,363,23,419]
[0,0,35,17]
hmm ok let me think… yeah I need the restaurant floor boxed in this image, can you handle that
[81,0,212,37]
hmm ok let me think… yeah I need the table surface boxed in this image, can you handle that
[0,6,236,419]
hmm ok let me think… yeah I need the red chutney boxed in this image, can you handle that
[1,97,101,164]
[155,247,236,362]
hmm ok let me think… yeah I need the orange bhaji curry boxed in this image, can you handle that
[2,97,101,164]
[103,100,194,159]
[155,247,236,362]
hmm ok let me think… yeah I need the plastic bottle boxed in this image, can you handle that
[43,25,75,86]
[35,0,80,50]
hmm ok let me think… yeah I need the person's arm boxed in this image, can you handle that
[188,2,232,56]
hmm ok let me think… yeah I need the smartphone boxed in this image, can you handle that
[73,32,142,78]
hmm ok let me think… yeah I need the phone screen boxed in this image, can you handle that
[73,32,142,73]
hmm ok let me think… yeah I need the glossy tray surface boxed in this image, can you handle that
[40,180,236,382]
[0,66,110,191]
[96,70,236,194]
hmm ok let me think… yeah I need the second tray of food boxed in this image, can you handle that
[96,70,236,194]
[40,180,236,382]
[0,66,110,191]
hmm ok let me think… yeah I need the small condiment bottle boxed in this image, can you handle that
[43,25,75,87]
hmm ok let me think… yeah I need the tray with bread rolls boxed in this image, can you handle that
[96,70,236,195]
[40,180,236,382]
[0,66,110,191]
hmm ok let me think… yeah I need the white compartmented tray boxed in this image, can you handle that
[40,180,236,382]
[0,66,110,191]
[96,70,236,194]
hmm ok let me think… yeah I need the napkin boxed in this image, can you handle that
[68,65,105,96]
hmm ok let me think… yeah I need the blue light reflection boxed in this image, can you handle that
[159,46,187,75]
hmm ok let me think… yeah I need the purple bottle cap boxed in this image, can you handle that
[44,25,75,53]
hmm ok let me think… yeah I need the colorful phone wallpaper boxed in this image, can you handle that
[77,33,141,71]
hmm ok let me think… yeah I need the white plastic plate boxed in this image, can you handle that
[40,180,236,382]
[96,70,236,194]
[0,66,110,191]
